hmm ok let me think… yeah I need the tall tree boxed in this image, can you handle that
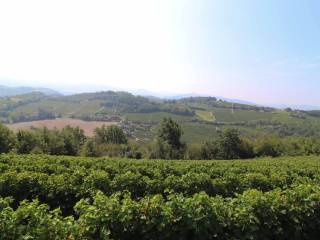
[61,126,86,155]
[218,129,244,159]
[157,118,183,149]
[16,130,39,154]
[0,123,16,153]
[154,118,185,159]
[201,129,253,160]
[94,125,127,145]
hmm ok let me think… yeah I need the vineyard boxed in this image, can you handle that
[1,154,320,239]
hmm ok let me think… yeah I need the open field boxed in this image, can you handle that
[6,118,118,136]
[211,107,274,122]
[195,110,216,121]
[1,154,320,239]
[125,111,193,122]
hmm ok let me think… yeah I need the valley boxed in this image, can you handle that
[0,91,319,143]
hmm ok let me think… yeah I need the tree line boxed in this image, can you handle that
[0,117,320,159]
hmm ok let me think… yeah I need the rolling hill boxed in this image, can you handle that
[1,91,320,143]
[0,85,61,97]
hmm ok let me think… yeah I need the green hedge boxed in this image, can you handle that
[1,184,320,240]
[0,155,319,214]
[1,154,320,239]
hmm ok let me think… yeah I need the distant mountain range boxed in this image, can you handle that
[0,85,319,111]
[0,85,61,97]
[131,90,258,106]
[133,91,320,110]
[267,104,320,111]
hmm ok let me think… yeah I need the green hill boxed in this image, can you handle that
[0,85,61,97]
[1,91,320,143]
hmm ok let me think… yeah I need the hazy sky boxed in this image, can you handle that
[0,0,320,105]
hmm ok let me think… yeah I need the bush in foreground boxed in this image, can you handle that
[1,184,320,240]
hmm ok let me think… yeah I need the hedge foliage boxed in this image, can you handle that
[0,154,320,239]
[1,185,320,239]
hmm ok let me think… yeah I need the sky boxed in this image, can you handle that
[0,0,320,105]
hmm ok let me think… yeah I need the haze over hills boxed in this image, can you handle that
[268,104,320,111]
[128,89,320,110]
[0,85,61,97]
[131,89,258,106]
[0,83,319,111]
[0,84,319,111]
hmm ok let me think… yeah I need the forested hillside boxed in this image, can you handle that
[1,91,320,143]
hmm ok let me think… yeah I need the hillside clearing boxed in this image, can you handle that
[196,110,216,121]
[6,118,118,136]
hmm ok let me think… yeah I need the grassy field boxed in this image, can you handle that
[195,110,216,121]
[181,122,220,143]
[12,99,103,117]
[211,107,274,122]
[125,111,194,122]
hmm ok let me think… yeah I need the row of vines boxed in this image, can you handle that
[0,154,320,239]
